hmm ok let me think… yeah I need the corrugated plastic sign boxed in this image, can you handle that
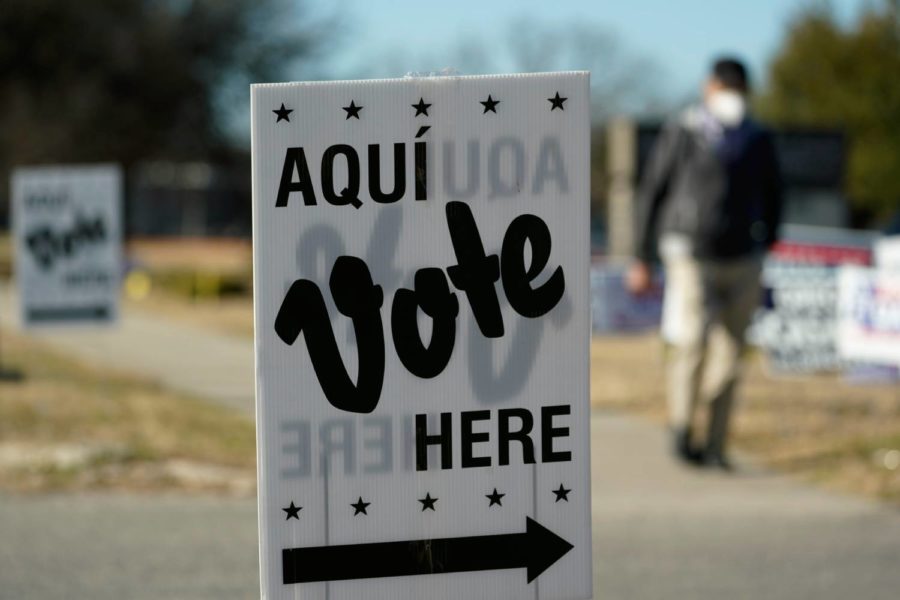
[251,72,592,600]
[11,164,122,327]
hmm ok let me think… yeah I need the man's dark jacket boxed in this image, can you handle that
[634,107,783,261]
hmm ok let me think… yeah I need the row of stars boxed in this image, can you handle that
[272,92,568,123]
[281,484,572,520]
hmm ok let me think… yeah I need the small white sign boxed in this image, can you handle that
[252,73,592,600]
[837,266,900,366]
[591,262,662,334]
[875,236,900,270]
[11,165,122,327]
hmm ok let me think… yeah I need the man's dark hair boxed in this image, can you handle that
[712,57,749,92]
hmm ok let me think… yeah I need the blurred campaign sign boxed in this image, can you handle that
[837,266,900,367]
[251,73,591,600]
[750,263,843,373]
[875,236,900,270]
[749,225,876,373]
[11,165,122,327]
[590,262,662,334]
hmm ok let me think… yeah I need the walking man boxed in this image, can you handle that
[627,57,782,468]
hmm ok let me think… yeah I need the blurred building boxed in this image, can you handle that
[1,161,251,239]
[606,118,847,257]
[128,161,250,238]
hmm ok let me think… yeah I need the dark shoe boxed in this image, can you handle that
[703,452,734,471]
[672,428,704,466]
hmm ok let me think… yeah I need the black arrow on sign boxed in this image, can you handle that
[282,517,573,585]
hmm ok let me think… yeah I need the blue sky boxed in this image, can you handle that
[308,0,868,104]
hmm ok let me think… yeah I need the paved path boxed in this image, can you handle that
[3,413,900,599]
[0,493,259,600]
[590,413,900,599]
[0,285,254,414]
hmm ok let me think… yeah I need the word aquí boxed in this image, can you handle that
[26,213,107,271]
[275,201,565,414]
[274,136,568,209]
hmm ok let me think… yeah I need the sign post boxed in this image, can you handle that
[11,165,122,328]
[252,72,592,600]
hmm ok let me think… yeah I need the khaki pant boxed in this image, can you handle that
[663,254,762,457]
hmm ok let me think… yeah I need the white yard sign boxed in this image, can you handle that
[11,165,122,327]
[837,266,900,366]
[875,236,900,270]
[252,73,591,600]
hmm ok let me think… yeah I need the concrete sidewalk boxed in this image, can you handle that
[0,286,255,414]
[3,412,900,599]
[590,412,900,599]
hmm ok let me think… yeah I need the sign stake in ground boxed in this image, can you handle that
[252,72,592,600]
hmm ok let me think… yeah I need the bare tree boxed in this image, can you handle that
[357,19,666,123]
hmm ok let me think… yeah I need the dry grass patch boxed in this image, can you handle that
[127,291,253,339]
[0,329,255,494]
[123,237,254,338]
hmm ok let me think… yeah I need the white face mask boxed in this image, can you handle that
[706,90,746,126]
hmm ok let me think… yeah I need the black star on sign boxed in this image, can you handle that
[486,488,505,507]
[548,92,567,111]
[480,94,500,114]
[418,492,438,511]
[412,97,431,117]
[283,501,302,520]
[351,496,371,516]
[342,100,363,120]
[273,103,293,122]
[552,484,571,502]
